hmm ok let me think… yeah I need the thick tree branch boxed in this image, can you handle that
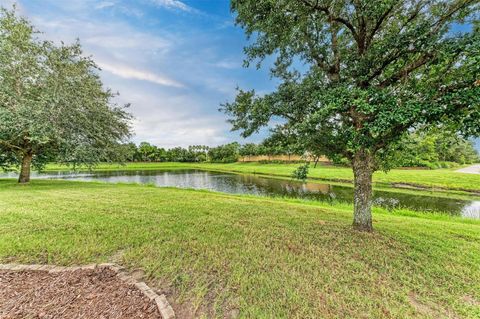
[379,52,434,87]
[363,48,409,85]
[430,0,477,33]
[365,2,397,49]
[373,122,412,151]
[304,30,330,72]
[299,0,359,43]
[364,0,473,86]
[329,19,341,80]
[0,140,23,151]
[352,0,367,54]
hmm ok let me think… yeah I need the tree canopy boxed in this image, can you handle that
[0,8,132,182]
[224,0,480,231]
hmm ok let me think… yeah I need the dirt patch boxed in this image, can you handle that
[110,249,126,264]
[463,295,480,306]
[408,292,458,319]
[408,292,437,317]
[0,267,162,319]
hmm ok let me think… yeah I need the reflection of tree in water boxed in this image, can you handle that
[372,198,400,211]
[235,174,475,217]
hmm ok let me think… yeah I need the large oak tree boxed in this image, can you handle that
[0,9,132,183]
[223,0,480,231]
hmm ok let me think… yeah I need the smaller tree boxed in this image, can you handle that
[116,143,138,162]
[99,142,137,163]
[154,147,168,162]
[0,9,131,182]
[394,129,480,167]
[167,147,189,162]
[239,143,258,156]
[138,142,158,162]
[208,143,240,163]
[262,128,303,160]
[187,145,209,162]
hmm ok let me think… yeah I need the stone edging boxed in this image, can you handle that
[0,263,175,319]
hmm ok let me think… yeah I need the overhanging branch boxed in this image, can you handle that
[299,0,359,43]
[0,140,23,151]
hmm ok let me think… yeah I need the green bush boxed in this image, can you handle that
[292,163,309,181]
[208,143,240,163]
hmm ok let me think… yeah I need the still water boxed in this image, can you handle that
[5,169,479,219]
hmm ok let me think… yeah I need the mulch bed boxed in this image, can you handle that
[0,267,162,319]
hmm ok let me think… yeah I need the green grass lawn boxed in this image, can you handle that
[1,179,479,318]
[46,161,480,194]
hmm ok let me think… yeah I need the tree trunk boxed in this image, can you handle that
[314,156,320,168]
[18,152,32,184]
[352,150,374,232]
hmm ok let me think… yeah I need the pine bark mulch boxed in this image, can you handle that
[0,267,162,319]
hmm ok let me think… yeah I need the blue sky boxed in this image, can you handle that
[2,0,479,151]
[3,0,275,147]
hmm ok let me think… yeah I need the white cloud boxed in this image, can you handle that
[104,78,231,147]
[95,1,115,10]
[97,61,184,88]
[33,16,172,53]
[133,116,229,147]
[84,33,170,51]
[213,59,240,69]
[149,0,195,13]
[28,15,181,87]
[10,0,267,147]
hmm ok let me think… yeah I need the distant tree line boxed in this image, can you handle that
[115,129,478,167]
[114,140,304,164]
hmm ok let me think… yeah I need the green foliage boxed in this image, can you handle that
[187,145,210,162]
[224,0,480,168]
[262,128,304,156]
[239,143,260,156]
[224,0,480,228]
[208,142,240,163]
[96,128,480,169]
[116,142,209,162]
[0,9,131,174]
[168,146,194,162]
[387,129,479,168]
[116,142,138,162]
[137,142,160,162]
[292,163,309,181]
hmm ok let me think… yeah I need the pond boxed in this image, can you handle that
[3,169,479,219]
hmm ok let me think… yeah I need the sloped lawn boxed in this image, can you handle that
[0,180,479,318]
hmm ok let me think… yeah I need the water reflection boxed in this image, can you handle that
[461,201,480,219]
[2,169,479,219]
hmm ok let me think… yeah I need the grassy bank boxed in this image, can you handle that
[1,180,479,318]
[45,162,480,194]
